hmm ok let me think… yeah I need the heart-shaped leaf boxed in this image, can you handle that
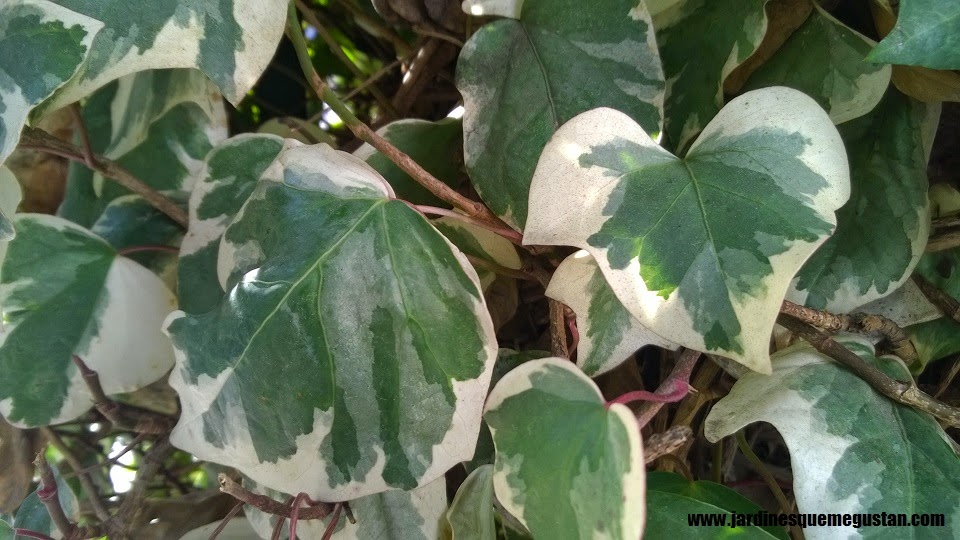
[58,69,227,227]
[0,1,102,164]
[743,3,891,125]
[0,214,176,427]
[705,336,960,538]
[651,0,769,151]
[868,0,960,70]
[164,143,498,499]
[457,0,664,229]
[788,88,938,311]
[484,357,645,539]
[525,87,850,372]
[547,251,676,377]
[177,134,288,314]
[244,476,448,540]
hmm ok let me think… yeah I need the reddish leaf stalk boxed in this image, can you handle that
[635,349,702,428]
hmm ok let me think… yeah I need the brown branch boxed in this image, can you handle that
[548,299,569,359]
[207,501,245,540]
[778,314,960,427]
[218,474,335,520]
[781,299,917,365]
[286,6,509,231]
[927,228,960,252]
[735,430,799,539]
[34,453,93,540]
[103,437,174,539]
[69,104,95,169]
[912,274,960,324]
[636,349,702,428]
[17,127,187,227]
[643,425,693,464]
[39,428,110,522]
[935,356,960,399]
[72,356,176,435]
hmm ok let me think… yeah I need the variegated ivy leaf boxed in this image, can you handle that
[0,214,176,427]
[244,476,448,540]
[457,0,664,229]
[645,472,787,539]
[867,0,960,70]
[651,0,768,152]
[58,69,227,227]
[705,336,960,539]
[177,134,288,314]
[484,358,645,540]
[354,118,464,208]
[444,464,496,540]
[788,88,939,312]
[433,216,521,291]
[742,4,891,125]
[164,142,498,499]
[0,168,22,294]
[547,251,677,377]
[38,0,288,113]
[91,193,186,289]
[12,464,78,540]
[525,87,850,373]
[0,0,102,165]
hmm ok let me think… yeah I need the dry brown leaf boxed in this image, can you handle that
[892,66,960,102]
[0,417,41,514]
[724,0,814,95]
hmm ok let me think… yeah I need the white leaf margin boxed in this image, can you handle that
[524,87,850,373]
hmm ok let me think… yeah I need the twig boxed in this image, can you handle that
[418,205,523,245]
[926,228,960,252]
[104,438,174,539]
[548,299,569,359]
[342,502,356,524]
[294,0,400,119]
[72,356,176,435]
[735,431,796,532]
[412,25,465,47]
[218,474,334,520]
[912,274,960,324]
[39,428,110,522]
[17,127,187,227]
[609,380,692,407]
[781,300,917,365]
[935,356,960,399]
[778,314,960,427]
[321,503,343,540]
[117,245,180,257]
[13,529,57,540]
[69,104,95,169]
[208,501,245,540]
[286,5,508,230]
[643,425,693,464]
[635,349,702,428]
[34,454,81,540]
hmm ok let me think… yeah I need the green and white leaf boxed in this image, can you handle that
[547,251,677,377]
[789,88,938,312]
[853,278,939,328]
[58,69,227,227]
[245,476,447,540]
[0,168,22,300]
[39,0,288,111]
[0,0,101,164]
[354,118,464,208]
[742,4,891,125]
[177,134,288,314]
[445,464,496,540]
[164,142,498,499]
[0,214,176,427]
[645,472,787,540]
[457,0,664,229]
[651,0,768,151]
[433,217,520,291]
[868,0,960,70]
[12,464,78,540]
[484,358,645,540]
[525,88,850,373]
[704,336,960,538]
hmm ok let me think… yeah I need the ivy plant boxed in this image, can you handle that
[1,0,959,538]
